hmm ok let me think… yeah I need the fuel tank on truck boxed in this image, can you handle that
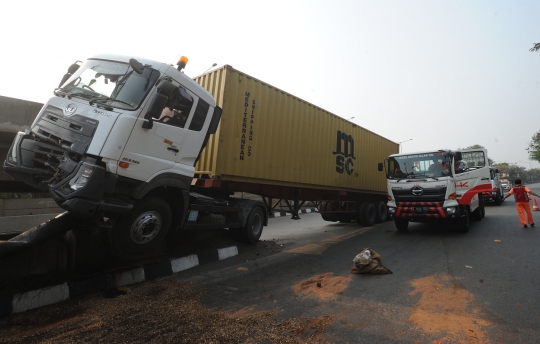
[193,66,398,195]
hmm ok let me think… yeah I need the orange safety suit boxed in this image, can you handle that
[508,186,534,226]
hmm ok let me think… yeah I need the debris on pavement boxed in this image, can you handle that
[494,240,501,243]
[350,248,392,275]
[465,265,473,269]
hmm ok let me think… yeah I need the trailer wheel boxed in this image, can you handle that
[375,201,388,223]
[238,207,264,244]
[357,202,376,226]
[109,197,172,258]
[394,218,408,232]
[320,202,339,222]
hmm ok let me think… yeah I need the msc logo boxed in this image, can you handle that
[63,103,77,117]
[333,130,356,175]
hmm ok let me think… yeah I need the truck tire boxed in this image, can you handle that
[320,202,339,222]
[472,195,485,221]
[237,207,264,244]
[394,218,408,232]
[109,197,172,258]
[456,208,470,232]
[357,202,376,226]
[494,191,502,206]
[375,201,388,223]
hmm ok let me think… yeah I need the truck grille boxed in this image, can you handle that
[392,187,447,202]
[32,106,98,155]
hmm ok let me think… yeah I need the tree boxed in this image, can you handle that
[527,130,540,163]
[530,43,540,52]
[456,144,494,166]
[494,163,530,183]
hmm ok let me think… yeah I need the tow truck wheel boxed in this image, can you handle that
[375,201,388,223]
[394,218,408,231]
[237,207,264,244]
[473,195,485,221]
[109,197,172,258]
[494,191,502,206]
[457,208,470,232]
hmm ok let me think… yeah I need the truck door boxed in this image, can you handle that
[453,149,492,205]
[119,82,196,182]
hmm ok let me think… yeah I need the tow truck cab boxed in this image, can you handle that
[382,149,492,232]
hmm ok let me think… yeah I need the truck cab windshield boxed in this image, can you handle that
[387,152,452,179]
[58,59,160,110]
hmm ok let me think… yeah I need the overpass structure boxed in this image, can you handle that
[0,95,44,192]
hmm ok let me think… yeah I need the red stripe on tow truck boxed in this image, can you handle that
[457,184,493,205]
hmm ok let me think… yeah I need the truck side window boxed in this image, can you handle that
[189,99,209,131]
[154,85,194,128]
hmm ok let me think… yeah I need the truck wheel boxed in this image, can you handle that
[456,208,470,232]
[494,192,502,206]
[481,198,486,218]
[238,207,264,244]
[320,202,339,222]
[394,218,408,231]
[375,201,388,223]
[473,196,485,221]
[357,202,376,226]
[109,197,172,258]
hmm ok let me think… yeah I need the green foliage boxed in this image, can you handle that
[493,163,540,184]
[527,131,540,163]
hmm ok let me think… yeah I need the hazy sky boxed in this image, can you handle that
[1,0,539,168]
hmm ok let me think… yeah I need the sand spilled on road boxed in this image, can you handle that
[0,280,335,344]
[408,274,490,343]
[293,273,353,300]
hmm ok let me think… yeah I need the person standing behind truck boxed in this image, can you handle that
[502,179,540,228]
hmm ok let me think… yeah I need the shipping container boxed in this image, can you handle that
[193,65,398,204]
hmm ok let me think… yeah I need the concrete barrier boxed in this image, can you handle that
[0,198,62,217]
[0,214,60,235]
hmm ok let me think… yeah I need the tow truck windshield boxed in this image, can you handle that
[56,59,160,110]
[387,152,453,180]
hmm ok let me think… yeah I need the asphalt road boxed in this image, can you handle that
[2,183,540,343]
[178,182,540,343]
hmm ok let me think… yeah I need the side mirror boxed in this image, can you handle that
[495,168,499,173]
[454,151,462,161]
[129,58,144,74]
[142,93,168,129]
[377,162,383,171]
[58,62,81,88]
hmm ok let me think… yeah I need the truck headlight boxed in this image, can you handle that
[388,207,396,214]
[6,132,24,165]
[445,207,456,214]
[69,164,96,191]
[492,191,497,195]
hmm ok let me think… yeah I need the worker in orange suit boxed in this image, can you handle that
[502,179,540,228]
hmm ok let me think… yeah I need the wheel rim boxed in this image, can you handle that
[130,211,162,244]
[249,213,263,236]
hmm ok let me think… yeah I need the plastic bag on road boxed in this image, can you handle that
[351,248,392,275]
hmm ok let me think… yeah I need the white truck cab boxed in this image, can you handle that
[3,55,267,259]
[381,149,492,232]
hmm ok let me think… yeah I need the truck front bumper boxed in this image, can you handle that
[388,201,460,222]
[3,132,130,219]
